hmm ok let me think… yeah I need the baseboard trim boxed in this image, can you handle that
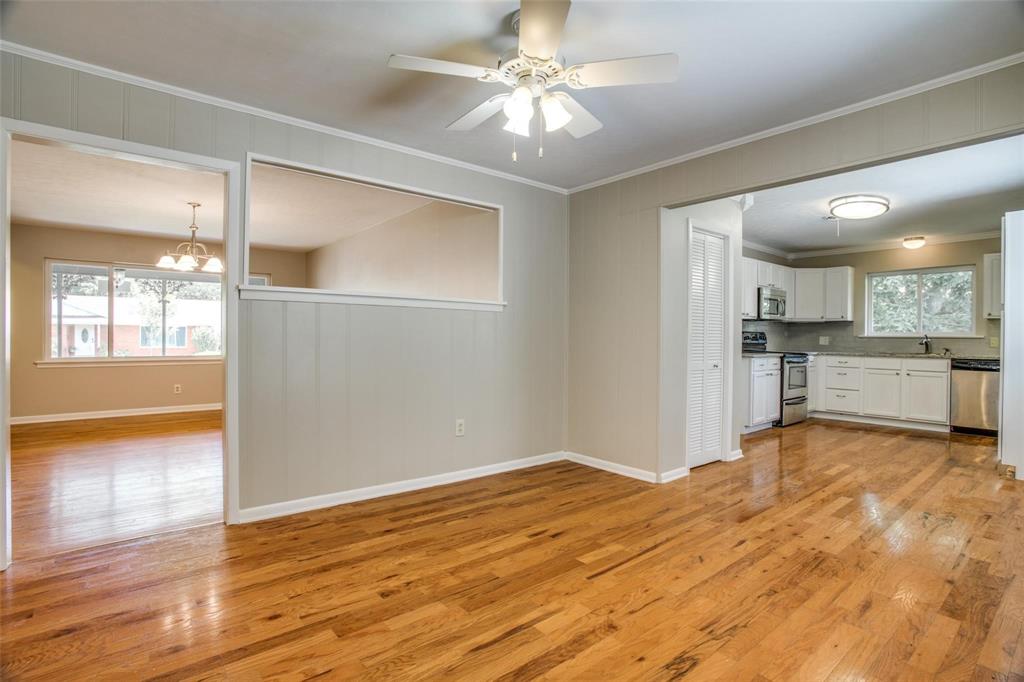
[10,403,223,425]
[726,448,744,461]
[238,451,565,523]
[809,411,950,433]
[563,451,659,483]
[659,466,690,483]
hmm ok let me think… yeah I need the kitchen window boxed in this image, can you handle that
[866,266,975,337]
[47,260,222,360]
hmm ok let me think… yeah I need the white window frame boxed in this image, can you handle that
[240,154,506,312]
[45,258,224,362]
[865,264,978,338]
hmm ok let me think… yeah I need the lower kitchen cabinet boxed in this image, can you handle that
[751,368,781,425]
[825,388,861,414]
[901,370,949,423]
[862,368,902,418]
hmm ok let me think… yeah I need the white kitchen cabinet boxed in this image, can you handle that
[984,253,1002,319]
[901,370,949,423]
[741,257,759,319]
[751,369,781,425]
[793,269,826,320]
[862,368,902,417]
[826,366,860,390]
[807,357,819,412]
[824,267,854,321]
[825,388,861,414]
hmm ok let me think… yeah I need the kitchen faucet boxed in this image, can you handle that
[918,334,932,354]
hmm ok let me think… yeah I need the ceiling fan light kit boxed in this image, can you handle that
[902,236,926,249]
[387,0,679,161]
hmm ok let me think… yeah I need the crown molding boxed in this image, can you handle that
[5,40,1023,200]
[742,240,791,259]
[747,230,1001,261]
[0,41,569,196]
[568,51,1024,194]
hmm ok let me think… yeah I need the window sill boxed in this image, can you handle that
[857,334,984,339]
[238,285,507,312]
[35,358,224,369]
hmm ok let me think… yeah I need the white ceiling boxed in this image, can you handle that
[744,135,1024,254]
[10,139,227,239]
[2,1,1022,190]
[10,140,488,251]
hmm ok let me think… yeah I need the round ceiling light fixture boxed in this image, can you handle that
[829,194,890,220]
[902,236,926,250]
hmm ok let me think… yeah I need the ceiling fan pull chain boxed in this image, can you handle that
[538,115,544,158]
[512,133,518,163]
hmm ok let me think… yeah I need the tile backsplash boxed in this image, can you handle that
[742,319,1000,358]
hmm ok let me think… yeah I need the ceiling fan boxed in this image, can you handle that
[387,0,679,160]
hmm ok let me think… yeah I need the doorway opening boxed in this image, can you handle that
[4,132,240,561]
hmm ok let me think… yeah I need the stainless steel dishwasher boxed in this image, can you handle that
[950,358,1000,435]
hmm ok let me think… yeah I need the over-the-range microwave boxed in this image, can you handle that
[758,286,786,320]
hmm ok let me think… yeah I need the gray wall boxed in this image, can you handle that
[569,62,1024,476]
[2,51,569,510]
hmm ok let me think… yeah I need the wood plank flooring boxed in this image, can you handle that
[10,411,222,560]
[2,418,1021,679]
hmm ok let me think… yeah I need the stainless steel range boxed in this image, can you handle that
[777,353,809,426]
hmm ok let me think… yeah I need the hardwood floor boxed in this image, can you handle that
[10,411,222,560]
[2,418,1021,679]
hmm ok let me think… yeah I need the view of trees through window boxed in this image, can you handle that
[50,262,222,359]
[868,268,973,336]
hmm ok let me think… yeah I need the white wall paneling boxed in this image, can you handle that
[0,117,242,570]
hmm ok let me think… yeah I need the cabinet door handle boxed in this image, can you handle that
[837,372,847,376]
[836,394,846,398]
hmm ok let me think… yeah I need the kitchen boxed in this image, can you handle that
[737,135,1017,439]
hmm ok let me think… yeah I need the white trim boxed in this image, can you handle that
[0,117,243,569]
[743,240,791,260]
[563,451,658,483]
[568,51,1024,193]
[788,231,1002,260]
[725,448,744,462]
[239,285,506,312]
[809,411,949,433]
[745,231,1002,261]
[0,42,567,196]
[238,451,564,523]
[741,423,774,435]
[10,403,222,425]
[658,466,690,483]
[34,358,223,368]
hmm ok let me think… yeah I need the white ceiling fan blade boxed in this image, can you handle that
[552,93,602,138]
[567,54,679,89]
[447,95,510,131]
[518,0,571,61]
[387,54,491,79]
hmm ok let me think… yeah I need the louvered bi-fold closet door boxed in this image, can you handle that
[687,229,726,468]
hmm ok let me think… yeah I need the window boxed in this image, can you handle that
[866,266,975,336]
[48,260,222,360]
[248,273,272,286]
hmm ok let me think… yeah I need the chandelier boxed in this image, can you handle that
[156,202,223,273]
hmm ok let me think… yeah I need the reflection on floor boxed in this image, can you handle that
[1,418,1016,679]
[11,410,222,560]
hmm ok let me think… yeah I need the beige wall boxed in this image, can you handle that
[250,246,307,288]
[569,62,1024,476]
[11,223,303,418]
[306,201,499,301]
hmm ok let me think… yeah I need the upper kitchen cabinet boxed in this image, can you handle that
[792,266,853,321]
[983,253,1002,319]
[741,257,759,320]
[793,268,826,320]
[824,266,854,321]
[757,261,793,291]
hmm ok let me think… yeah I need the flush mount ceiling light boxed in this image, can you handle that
[902,236,926,250]
[156,202,223,273]
[828,194,891,220]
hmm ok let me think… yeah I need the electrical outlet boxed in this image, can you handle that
[455,418,465,437]
[819,336,830,346]
[990,336,1000,349]
[173,384,183,394]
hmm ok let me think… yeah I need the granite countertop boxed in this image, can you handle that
[791,350,999,360]
[741,351,784,358]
